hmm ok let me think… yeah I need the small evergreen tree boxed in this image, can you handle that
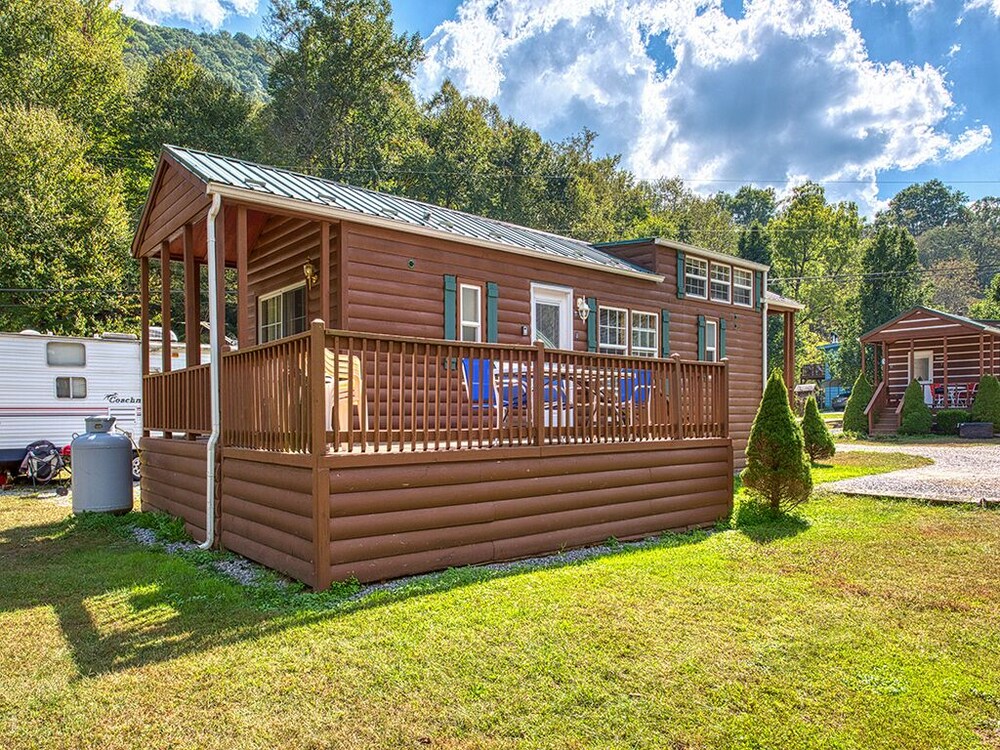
[801,396,836,462]
[970,375,1000,432]
[898,379,932,434]
[842,372,873,435]
[741,371,813,512]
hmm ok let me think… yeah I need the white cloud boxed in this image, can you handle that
[417,0,991,213]
[114,0,257,29]
[964,0,1000,17]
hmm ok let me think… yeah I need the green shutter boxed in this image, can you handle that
[754,271,764,311]
[443,274,457,340]
[586,297,598,352]
[486,282,499,343]
[660,309,670,357]
[697,315,706,361]
[719,318,727,359]
[676,251,686,299]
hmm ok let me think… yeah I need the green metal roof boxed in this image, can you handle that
[164,145,660,280]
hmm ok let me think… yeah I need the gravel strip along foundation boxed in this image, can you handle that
[828,442,1000,505]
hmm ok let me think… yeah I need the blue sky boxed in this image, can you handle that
[116,0,999,213]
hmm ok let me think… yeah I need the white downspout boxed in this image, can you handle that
[200,192,223,550]
[761,269,769,393]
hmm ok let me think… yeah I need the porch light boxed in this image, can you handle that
[576,297,590,321]
[303,262,318,289]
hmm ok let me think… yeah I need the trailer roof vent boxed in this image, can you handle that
[101,332,139,341]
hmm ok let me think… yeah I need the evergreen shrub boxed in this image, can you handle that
[971,375,1000,432]
[801,396,836,462]
[935,409,970,435]
[898,379,932,435]
[842,371,873,436]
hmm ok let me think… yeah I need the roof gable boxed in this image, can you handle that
[861,306,1000,342]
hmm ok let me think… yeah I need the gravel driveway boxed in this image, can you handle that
[827,442,1000,504]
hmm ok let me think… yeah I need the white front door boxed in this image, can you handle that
[912,350,934,405]
[530,284,573,350]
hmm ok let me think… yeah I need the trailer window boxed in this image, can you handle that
[55,377,87,399]
[47,342,86,367]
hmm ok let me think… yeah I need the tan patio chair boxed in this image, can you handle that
[324,350,368,434]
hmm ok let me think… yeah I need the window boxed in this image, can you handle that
[258,284,307,343]
[46,342,86,367]
[631,311,658,357]
[710,264,731,303]
[459,284,482,342]
[684,257,708,298]
[55,376,87,399]
[734,268,753,307]
[704,319,718,362]
[530,284,573,350]
[599,307,628,354]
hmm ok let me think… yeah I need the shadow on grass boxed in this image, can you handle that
[731,498,810,544]
[0,508,712,679]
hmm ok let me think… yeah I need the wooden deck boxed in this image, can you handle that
[141,323,734,587]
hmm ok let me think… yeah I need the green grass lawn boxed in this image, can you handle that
[2,453,999,749]
[811,450,931,484]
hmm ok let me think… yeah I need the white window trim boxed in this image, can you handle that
[705,320,718,362]
[684,257,709,299]
[733,268,754,308]
[258,282,307,343]
[710,263,732,303]
[598,305,629,355]
[530,283,574,350]
[911,350,934,383]
[459,283,483,343]
[630,310,658,358]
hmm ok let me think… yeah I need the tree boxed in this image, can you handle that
[737,221,771,266]
[859,226,926,336]
[898,379,932,435]
[741,370,813,512]
[970,274,1000,320]
[640,177,737,254]
[880,179,969,238]
[768,182,863,367]
[801,396,836,462]
[970,375,1000,432]
[265,0,424,188]
[717,185,776,227]
[842,372,873,435]
[0,0,131,165]
[0,105,132,334]
[125,49,263,209]
[929,258,980,316]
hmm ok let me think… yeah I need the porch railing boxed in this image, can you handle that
[141,321,729,454]
[142,363,211,436]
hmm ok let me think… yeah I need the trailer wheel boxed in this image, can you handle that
[131,452,141,483]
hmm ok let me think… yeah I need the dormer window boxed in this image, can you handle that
[684,257,708,298]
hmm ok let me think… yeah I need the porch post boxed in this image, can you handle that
[909,338,914,386]
[236,205,250,346]
[320,222,331,326]
[860,340,866,382]
[980,333,985,378]
[943,337,949,408]
[160,240,171,373]
[215,204,227,357]
[309,320,332,590]
[783,310,795,402]
[140,256,150,438]
[183,223,200,366]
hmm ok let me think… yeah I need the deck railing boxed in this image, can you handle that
[142,322,729,454]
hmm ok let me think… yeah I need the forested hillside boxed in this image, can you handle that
[126,19,270,98]
[2,0,998,387]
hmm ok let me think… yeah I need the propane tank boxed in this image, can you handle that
[71,416,133,514]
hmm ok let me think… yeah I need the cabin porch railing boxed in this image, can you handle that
[142,321,729,454]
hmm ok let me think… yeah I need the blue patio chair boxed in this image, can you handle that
[461,358,527,427]
[619,368,654,422]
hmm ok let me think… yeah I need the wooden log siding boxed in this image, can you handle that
[220,458,316,586]
[140,437,209,542]
[325,439,733,583]
[340,224,761,466]
[884,333,998,404]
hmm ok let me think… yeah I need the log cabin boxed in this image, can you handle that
[861,306,1000,434]
[135,145,799,587]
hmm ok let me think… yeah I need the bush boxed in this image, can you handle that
[801,396,836,462]
[898,379,932,435]
[971,375,1000,432]
[741,370,813,512]
[935,409,970,435]
[842,372,873,435]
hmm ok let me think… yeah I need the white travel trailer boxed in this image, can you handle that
[0,328,210,481]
